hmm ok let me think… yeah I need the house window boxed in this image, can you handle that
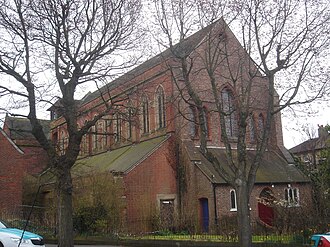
[221,88,237,138]
[284,187,299,206]
[50,110,58,120]
[141,95,149,134]
[52,131,58,147]
[156,86,166,129]
[230,189,237,211]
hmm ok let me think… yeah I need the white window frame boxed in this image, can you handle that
[285,187,300,207]
[230,189,237,211]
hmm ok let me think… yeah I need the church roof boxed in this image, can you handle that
[183,140,310,184]
[72,135,169,176]
[78,20,220,106]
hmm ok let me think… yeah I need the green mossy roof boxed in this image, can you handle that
[183,141,309,184]
[72,135,169,176]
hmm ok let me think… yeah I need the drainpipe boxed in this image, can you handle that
[212,182,218,227]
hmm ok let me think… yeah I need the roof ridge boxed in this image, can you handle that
[79,19,222,106]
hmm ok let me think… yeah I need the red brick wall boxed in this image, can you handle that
[0,131,25,214]
[179,139,312,233]
[0,130,48,214]
[172,22,282,150]
[178,140,215,231]
[215,183,313,222]
[50,65,176,158]
[19,145,48,175]
[123,136,177,231]
[182,167,312,233]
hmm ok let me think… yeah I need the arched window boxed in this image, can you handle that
[98,120,105,150]
[285,187,299,207]
[127,101,134,139]
[104,118,111,148]
[202,106,210,138]
[258,113,264,138]
[92,118,98,151]
[221,88,237,138]
[230,189,237,211]
[60,130,66,155]
[187,106,198,138]
[113,114,121,143]
[249,114,256,142]
[156,86,166,129]
[141,95,149,134]
[101,119,107,149]
[81,120,89,155]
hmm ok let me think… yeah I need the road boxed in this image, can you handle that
[46,245,125,247]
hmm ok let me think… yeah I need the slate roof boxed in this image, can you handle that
[78,20,220,106]
[183,141,309,184]
[4,116,51,140]
[289,136,330,154]
[72,135,169,176]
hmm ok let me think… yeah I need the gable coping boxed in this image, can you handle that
[0,128,24,154]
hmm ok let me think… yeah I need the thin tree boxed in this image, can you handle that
[0,0,142,246]
[152,0,329,246]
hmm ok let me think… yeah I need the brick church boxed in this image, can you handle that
[0,19,311,233]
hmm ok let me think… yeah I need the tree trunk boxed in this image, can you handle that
[237,182,252,247]
[57,167,74,247]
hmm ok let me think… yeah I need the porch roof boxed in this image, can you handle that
[72,135,169,176]
[183,141,310,184]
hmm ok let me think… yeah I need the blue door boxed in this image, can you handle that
[200,198,209,232]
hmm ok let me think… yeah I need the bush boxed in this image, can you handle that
[73,204,108,234]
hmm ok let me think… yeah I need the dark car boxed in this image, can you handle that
[311,232,330,247]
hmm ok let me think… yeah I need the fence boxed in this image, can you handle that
[0,208,324,245]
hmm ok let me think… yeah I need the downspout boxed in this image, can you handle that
[212,182,218,227]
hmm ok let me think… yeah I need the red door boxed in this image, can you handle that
[258,188,275,226]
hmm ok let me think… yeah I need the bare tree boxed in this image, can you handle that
[152,0,329,246]
[0,0,142,246]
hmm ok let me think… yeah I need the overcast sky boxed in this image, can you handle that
[0,1,328,150]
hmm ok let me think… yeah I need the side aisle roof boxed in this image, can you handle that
[183,140,310,184]
[72,135,170,176]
